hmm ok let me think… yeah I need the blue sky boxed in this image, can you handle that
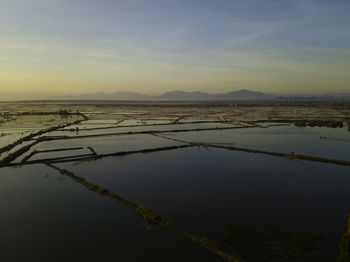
[0,0,349,98]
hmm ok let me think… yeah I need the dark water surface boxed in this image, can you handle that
[0,166,222,262]
[1,125,350,261]
[58,147,350,262]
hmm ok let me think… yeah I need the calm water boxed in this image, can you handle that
[1,124,350,261]
[0,165,222,262]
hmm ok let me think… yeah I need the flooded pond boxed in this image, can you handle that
[1,109,350,262]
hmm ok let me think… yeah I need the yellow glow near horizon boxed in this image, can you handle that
[1,1,350,99]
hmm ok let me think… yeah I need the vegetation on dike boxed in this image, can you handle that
[47,164,245,262]
[294,120,344,128]
[135,205,167,225]
[0,112,87,156]
[338,214,350,262]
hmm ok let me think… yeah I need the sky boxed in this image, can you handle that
[0,0,350,99]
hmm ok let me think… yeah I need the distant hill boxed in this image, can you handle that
[49,89,350,101]
[159,89,273,100]
[223,89,274,100]
[159,91,215,100]
[51,89,275,101]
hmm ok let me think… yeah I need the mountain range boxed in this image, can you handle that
[50,89,350,101]
[50,89,274,100]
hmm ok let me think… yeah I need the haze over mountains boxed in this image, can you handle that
[50,89,350,101]
[50,89,274,100]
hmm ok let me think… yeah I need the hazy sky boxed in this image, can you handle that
[1,0,349,99]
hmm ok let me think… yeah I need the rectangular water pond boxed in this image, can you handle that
[1,121,350,262]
